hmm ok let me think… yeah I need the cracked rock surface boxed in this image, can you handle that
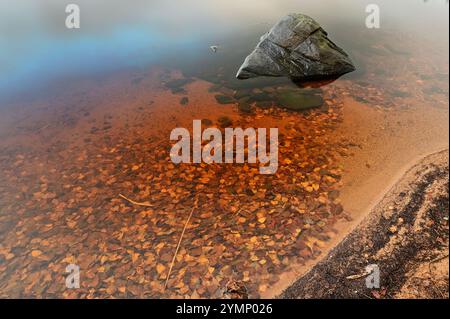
[236,13,356,80]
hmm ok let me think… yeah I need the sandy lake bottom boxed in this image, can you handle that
[0,2,448,298]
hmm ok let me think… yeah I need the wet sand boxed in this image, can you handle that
[281,150,448,299]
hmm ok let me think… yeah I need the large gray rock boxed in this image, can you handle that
[236,13,355,80]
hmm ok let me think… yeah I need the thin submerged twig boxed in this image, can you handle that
[118,193,153,207]
[164,198,198,290]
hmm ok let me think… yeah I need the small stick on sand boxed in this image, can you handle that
[346,270,371,280]
[118,194,153,207]
[164,199,198,290]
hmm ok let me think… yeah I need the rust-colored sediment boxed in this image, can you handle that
[0,40,448,299]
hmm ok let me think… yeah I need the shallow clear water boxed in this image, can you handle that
[0,0,448,299]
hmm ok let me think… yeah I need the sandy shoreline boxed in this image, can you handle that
[263,93,449,298]
[279,149,449,298]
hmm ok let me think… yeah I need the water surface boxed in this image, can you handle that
[0,0,448,298]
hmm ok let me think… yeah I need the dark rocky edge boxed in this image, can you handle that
[280,150,449,299]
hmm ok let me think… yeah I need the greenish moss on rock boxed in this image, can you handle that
[249,92,272,102]
[255,101,273,109]
[237,96,251,104]
[215,95,235,104]
[234,89,251,100]
[276,89,324,111]
[238,102,254,114]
